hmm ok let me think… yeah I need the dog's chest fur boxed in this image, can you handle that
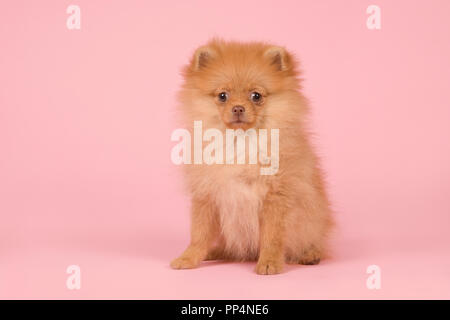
[213,168,267,260]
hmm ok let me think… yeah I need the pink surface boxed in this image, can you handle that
[1,0,450,299]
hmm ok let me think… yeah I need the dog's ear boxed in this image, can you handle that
[191,45,216,71]
[264,46,291,71]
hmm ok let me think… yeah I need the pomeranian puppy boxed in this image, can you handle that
[171,39,333,275]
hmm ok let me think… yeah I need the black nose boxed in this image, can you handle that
[232,105,245,115]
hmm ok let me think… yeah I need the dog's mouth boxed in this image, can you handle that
[226,119,253,129]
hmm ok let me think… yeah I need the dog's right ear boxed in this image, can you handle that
[191,46,216,71]
[264,46,291,71]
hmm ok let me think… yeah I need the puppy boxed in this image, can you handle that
[171,39,333,275]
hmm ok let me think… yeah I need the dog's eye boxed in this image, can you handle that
[250,92,262,102]
[218,92,228,102]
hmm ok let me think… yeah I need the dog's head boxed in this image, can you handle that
[179,39,304,130]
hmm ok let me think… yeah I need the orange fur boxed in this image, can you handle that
[170,39,334,275]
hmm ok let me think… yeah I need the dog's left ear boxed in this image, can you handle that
[264,46,291,71]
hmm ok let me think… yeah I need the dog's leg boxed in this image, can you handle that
[170,197,218,269]
[205,245,225,261]
[295,188,332,265]
[298,244,322,265]
[205,237,227,261]
[255,192,286,275]
[289,191,332,266]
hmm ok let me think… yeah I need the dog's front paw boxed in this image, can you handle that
[170,256,200,269]
[255,259,284,275]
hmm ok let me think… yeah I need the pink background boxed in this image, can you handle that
[1,0,450,299]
